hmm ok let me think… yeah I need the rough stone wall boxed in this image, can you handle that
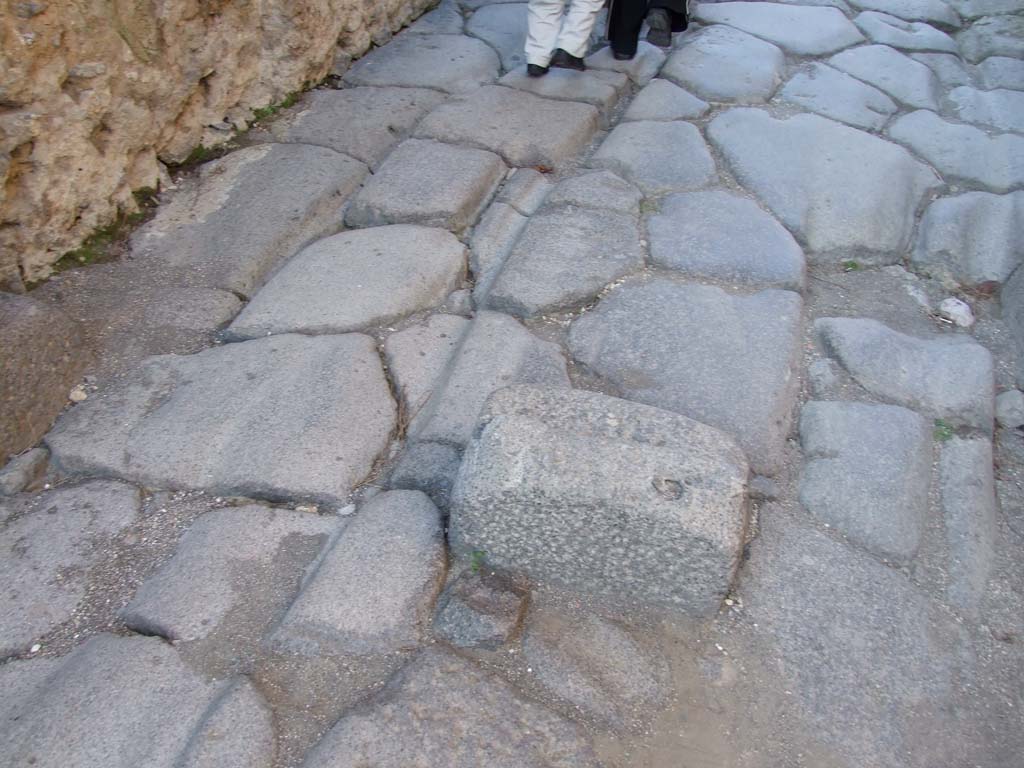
[0,0,432,291]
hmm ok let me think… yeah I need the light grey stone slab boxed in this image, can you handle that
[450,385,750,613]
[345,139,506,232]
[848,0,961,29]
[912,191,1024,287]
[406,0,465,34]
[589,120,716,194]
[302,648,599,768]
[488,206,643,317]
[585,42,667,86]
[546,170,642,214]
[779,63,898,131]
[764,0,852,8]
[623,78,710,121]
[470,202,528,302]
[887,110,1024,193]
[415,85,601,169]
[409,311,570,446]
[948,86,1024,133]
[388,440,463,509]
[432,570,526,649]
[499,67,628,112]
[270,490,445,656]
[466,2,527,71]
[695,2,865,55]
[460,0,524,9]
[799,401,931,563]
[0,481,140,657]
[816,317,994,429]
[913,52,972,87]
[979,56,1024,90]
[0,447,47,496]
[343,33,499,93]
[948,0,1024,15]
[662,25,785,104]
[1002,267,1024,386]
[854,10,959,52]
[181,679,274,768]
[996,389,1024,427]
[569,278,802,474]
[46,334,396,504]
[957,15,1024,62]
[384,314,470,417]
[647,190,805,290]
[709,108,941,257]
[496,168,551,214]
[228,225,466,339]
[829,44,941,110]
[130,144,367,297]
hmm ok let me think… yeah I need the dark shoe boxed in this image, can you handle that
[550,48,585,71]
[612,49,635,61]
[527,63,549,77]
[646,8,672,47]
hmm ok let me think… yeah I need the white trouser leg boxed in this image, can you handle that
[555,0,605,59]
[525,0,567,67]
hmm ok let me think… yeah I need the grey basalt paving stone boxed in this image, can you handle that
[496,167,551,214]
[887,110,1024,193]
[912,191,1024,287]
[546,170,642,214]
[499,67,628,112]
[343,33,499,93]
[470,202,528,302]
[466,2,527,71]
[406,0,465,34]
[979,56,1024,90]
[779,63,897,131]
[384,313,470,417]
[709,108,941,257]
[302,648,600,768]
[569,278,802,474]
[694,2,865,55]
[183,679,274,768]
[623,78,709,121]
[949,0,1024,15]
[345,139,506,232]
[130,144,367,297]
[415,85,600,169]
[584,42,667,86]
[1003,269,1024,386]
[815,317,994,429]
[911,51,972,86]
[948,86,1024,133]
[450,385,750,614]
[0,480,140,657]
[854,10,959,52]
[46,334,397,504]
[829,44,941,110]
[957,15,1024,62]
[589,120,716,194]
[799,401,931,564]
[0,447,47,496]
[847,0,962,29]
[647,190,805,290]
[661,25,785,105]
[459,0,523,9]
[228,225,466,339]
[432,570,526,649]
[387,440,463,509]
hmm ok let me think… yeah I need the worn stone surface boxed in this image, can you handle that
[1003,267,1024,386]
[470,202,528,302]
[847,0,961,29]
[46,334,396,504]
[301,648,599,767]
[181,679,274,768]
[816,317,994,429]
[343,33,500,92]
[854,11,959,52]
[546,171,642,214]
[662,25,785,104]
[887,110,1024,193]
[487,206,643,317]
[450,386,750,613]
[384,313,470,416]
[779,63,897,131]
[695,2,865,55]
[799,401,931,563]
[912,191,1024,287]
[996,389,1024,428]
[407,0,465,34]
[623,79,710,121]
[0,448,48,497]
[589,121,716,194]
[950,0,1024,15]
[499,67,628,112]
[229,226,466,339]
[496,168,551,215]
[829,44,941,110]
[585,43,667,86]
[346,139,506,232]
[432,570,526,649]
[387,441,463,509]
[415,85,601,169]
[912,51,973,86]
[979,56,1024,91]
[0,481,140,657]
[466,2,528,71]
[957,15,1024,62]
[948,86,1024,133]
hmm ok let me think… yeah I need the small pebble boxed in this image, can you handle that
[30,644,41,653]
[937,297,974,328]
[68,385,88,403]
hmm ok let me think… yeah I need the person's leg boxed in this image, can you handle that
[525,0,567,68]
[647,0,689,46]
[607,0,647,59]
[554,0,606,60]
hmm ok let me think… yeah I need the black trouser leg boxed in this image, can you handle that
[608,0,647,57]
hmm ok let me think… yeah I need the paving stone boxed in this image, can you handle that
[948,0,1024,15]
[0,447,47,496]
[569,279,801,474]
[521,607,671,730]
[996,389,1024,428]
[181,679,274,768]
[847,0,961,29]
[815,317,994,429]
[979,56,1024,90]
[939,437,997,617]
[779,63,898,131]
[387,441,463,508]
[268,87,444,170]
[799,401,931,563]
[409,310,570,446]
[345,139,506,232]
[957,15,1024,62]
[948,86,1024,133]
[585,42,667,86]
[912,51,973,86]
[647,190,805,290]
[807,358,841,397]
[406,0,465,34]
[623,78,710,121]
[829,44,941,110]
[912,191,1024,287]
[589,120,716,194]
[495,167,551,214]
[662,25,785,104]
[451,385,750,613]
[460,0,523,9]
[546,170,642,214]
[0,481,140,657]
[432,570,526,649]
[487,206,643,317]
[415,85,600,169]
[499,67,628,112]
[854,11,959,52]
[121,505,337,642]
[228,225,466,339]
[343,33,499,93]
[709,108,941,257]
[270,491,445,657]
[302,648,599,768]
[768,0,852,8]
[694,2,865,55]
[887,110,1024,193]
[466,2,527,71]
[384,314,470,416]
[1002,268,1024,386]
[46,334,396,504]
[131,144,367,297]
[470,202,528,302]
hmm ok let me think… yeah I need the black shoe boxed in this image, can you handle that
[612,49,635,61]
[646,8,672,47]
[550,48,585,71]
[527,63,549,77]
